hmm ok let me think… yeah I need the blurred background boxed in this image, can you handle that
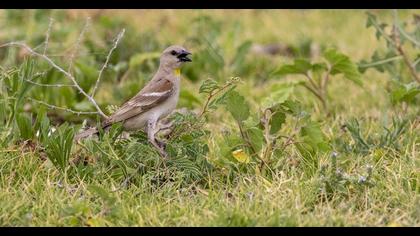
[0,9,417,124]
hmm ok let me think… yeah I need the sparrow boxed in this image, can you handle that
[75,45,192,157]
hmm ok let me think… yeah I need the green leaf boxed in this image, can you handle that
[299,121,330,153]
[246,127,264,152]
[323,48,363,86]
[225,90,250,122]
[207,85,236,110]
[358,50,400,73]
[274,58,312,77]
[199,79,220,94]
[269,109,286,134]
[366,12,388,40]
[366,11,377,29]
[262,81,302,108]
[312,62,328,73]
[281,100,307,118]
[390,82,420,105]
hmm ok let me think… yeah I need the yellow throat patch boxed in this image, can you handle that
[174,69,181,77]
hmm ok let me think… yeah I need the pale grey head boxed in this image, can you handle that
[159,45,192,70]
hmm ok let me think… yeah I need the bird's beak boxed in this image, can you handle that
[177,50,192,62]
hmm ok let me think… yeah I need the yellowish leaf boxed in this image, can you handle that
[232,149,250,163]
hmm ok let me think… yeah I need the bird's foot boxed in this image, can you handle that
[156,139,169,158]
[157,147,168,158]
[150,139,168,158]
[156,139,167,149]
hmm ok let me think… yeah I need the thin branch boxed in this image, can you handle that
[91,29,125,98]
[27,97,99,116]
[0,42,108,118]
[358,55,403,68]
[25,79,75,88]
[68,17,90,72]
[199,81,236,117]
[43,17,54,55]
[304,72,319,90]
[261,109,273,168]
[302,83,326,109]
[391,11,420,83]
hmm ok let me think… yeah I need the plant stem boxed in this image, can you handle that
[391,10,420,83]
[199,82,235,118]
[358,55,403,68]
[302,83,327,110]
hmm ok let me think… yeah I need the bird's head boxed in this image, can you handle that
[160,45,192,70]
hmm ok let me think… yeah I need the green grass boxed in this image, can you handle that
[0,9,419,226]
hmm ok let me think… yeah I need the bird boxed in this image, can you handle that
[75,45,192,157]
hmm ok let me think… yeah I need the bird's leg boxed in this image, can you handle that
[155,120,174,147]
[158,120,174,132]
[147,119,168,158]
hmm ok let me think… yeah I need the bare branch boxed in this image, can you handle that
[0,42,108,118]
[25,79,75,88]
[391,11,420,83]
[91,29,125,98]
[68,17,90,72]
[43,17,54,55]
[27,97,99,116]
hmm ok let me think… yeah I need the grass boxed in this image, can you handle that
[0,9,419,226]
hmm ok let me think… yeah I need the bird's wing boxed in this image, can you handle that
[103,78,174,127]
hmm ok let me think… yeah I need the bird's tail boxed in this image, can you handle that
[74,127,99,141]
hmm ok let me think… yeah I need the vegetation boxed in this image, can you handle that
[0,9,418,226]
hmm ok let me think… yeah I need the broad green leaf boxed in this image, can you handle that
[262,81,302,108]
[281,100,308,118]
[299,121,330,153]
[312,62,328,73]
[269,110,286,134]
[390,82,420,105]
[199,79,220,94]
[323,48,363,86]
[246,126,264,152]
[207,85,236,110]
[225,90,250,122]
[273,58,312,77]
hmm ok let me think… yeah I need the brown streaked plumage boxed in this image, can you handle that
[75,45,192,157]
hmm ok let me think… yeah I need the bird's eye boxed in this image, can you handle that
[170,50,177,56]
